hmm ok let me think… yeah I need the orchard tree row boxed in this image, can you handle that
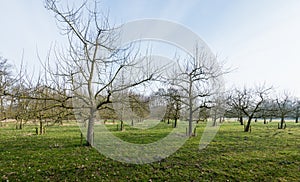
[1,0,226,145]
[1,54,298,136]
[226,86,300,132]
[0,0,299,147]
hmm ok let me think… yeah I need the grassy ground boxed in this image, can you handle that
[0,120,299,181]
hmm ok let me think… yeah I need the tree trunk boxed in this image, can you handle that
[19,119,23,129]
[0,98,3,121]
[263,118,267,124]
[219,117,223,123]
[239,116,243,125]
[296,109,299,123]
[188,107,193,136]
[80,133,84,146]
[174,118,177,128]
[188,75,193,137]
[279,117,285,129]
[212,120,217,127]
[244,118,252,132]
[212,114,217,127]
[121,120,124,131]
[39,120,43,135]
[87,109,96,146]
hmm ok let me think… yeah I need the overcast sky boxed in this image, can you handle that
[0,0,300,96]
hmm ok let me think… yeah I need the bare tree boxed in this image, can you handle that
[99,102,117,124]
[0,58,34,129]
[111,90,132,130]
[227,86,271,132]
[210,95,226,126]
[224,91,244,125]
[198,107,210,122]
[44,0,158,145]
[158,88,181,127]
[170,46,224,136]
[129,93,150,123]
[4,70,72,133]
[294,98,300,123]
[275,92,293,129]
[28,83,72,134]
[11,84,31,130]
[257,99,277,124]
[149,88,168,121]
[0,57,13,124]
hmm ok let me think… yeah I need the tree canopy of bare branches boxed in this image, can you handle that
[44,0,159,145]
[227,85,272,132]
[275,92,293,129]
[170,46,225,136]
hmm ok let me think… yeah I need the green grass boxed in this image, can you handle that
[105,121,175,144]
[0,121,299,181]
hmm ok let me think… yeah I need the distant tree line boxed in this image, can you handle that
[1,54,299,137]
[225,86,299,131]
[0,56,74,134]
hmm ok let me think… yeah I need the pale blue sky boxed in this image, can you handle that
[0,1,300,96]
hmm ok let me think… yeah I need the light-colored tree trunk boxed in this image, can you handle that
[188,75,193,136]
[87,107,96,146]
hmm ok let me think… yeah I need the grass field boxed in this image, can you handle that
[0,120,299,181]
